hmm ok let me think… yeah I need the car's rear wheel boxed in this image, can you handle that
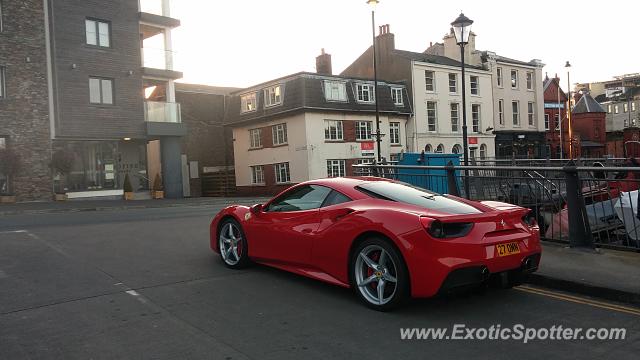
[350,237,409,311]
[218,218,250,269]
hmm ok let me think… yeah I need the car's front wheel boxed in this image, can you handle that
[350,237,409,311]
[218,218,251,269]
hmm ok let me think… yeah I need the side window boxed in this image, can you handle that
[322,190,352,207]
[265,185,332,212]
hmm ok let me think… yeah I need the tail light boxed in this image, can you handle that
[420,217,473,239]
[522,211,538,228]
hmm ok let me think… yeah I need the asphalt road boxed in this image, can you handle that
[0,204,639,359]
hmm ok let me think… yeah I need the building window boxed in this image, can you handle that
[85,19,111,47]
[425,71,435,91]
[327,160,346,178]
[480,144,487,160]
[0,1,3,32]
[435,144,444,153]
[264,85,282,107]
[544,114,550,130]
[272,123,288,145]
[448,74,457,93]
[425,144,432,153]
[472,104,480,132]
[389,122,400,144]
[497,67,503,87]
[614,105,619,114]
[595,128,599,138]
[249,128,262,149]
[633,102,637,112]
[240,92,257,113]
[0,66,5,99]
[498,99,504,126]
[470,148,476,159]
[450,103,459,132]
[470,76,479,95]
[427,101,437,132]
[251,165,264,184]
[324,80,347,102]
[511,70,518,89]
[528,102,535,126]
[356,158,374,175]
[89,77,113,104]
[555,113,561,130]
[624,103,629,113]
[274,163,290,184]
[391,87,403,105]
[452,144,462,154]
[512,101,520,126]
[526,72,534,90]
[356,83,374,103]
[355,121,372,140]
[324,120,343,141]
[608,104,612,113]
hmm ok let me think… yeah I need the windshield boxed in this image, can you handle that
[356,181,482,215]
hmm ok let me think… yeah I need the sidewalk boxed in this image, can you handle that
[0,196,270,216]
[527,243,640,306]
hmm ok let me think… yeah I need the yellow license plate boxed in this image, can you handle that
[496,242,520,257]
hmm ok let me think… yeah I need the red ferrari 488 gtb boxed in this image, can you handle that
[210,177,541,310]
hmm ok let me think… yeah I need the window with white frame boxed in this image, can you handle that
[624,103,629,112]
[555,113,561,130]
[425,71,435,91]
[356,83,374,103]
[264,85,282,107]
[327,160,346,178]
[89,77,113,104]
[249,128,262,148]
[480,144,487,160]
[356,158,374,175]
[470,76,479,95]
[391,87,403,105]
[355,121,372,140]
[498,99,504,126]
[425,144,432,153]
[85,19,110,47]
[274,162,290,183]
[633,102,637,112]
[324,120,343,140]
[526,72,534,90]
[389,122,400,144]
[497,67,503,87]
[251,165,264,184]
[324,80,347,101]
[272,123,288,145]
[450,103,459,132]
[545,114,550,130]
[528,102,535,126]
[615,105,619,114]
[452,144,462,154]
[512,101,520,126]
[608,104,612,113]
[472,104,480,132]
[435,144,444,153]
[448,74,457,93]
[240,92,257,113]
[0,66,5,99]
[511,70,518,89]
[427,101,437,132]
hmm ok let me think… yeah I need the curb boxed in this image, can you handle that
[526,273,640,307]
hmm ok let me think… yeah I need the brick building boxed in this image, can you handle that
[542,75,568,158]
[571,93,606,158]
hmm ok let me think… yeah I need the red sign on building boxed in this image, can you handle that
[361,141,375,156]
[468,137,478,145]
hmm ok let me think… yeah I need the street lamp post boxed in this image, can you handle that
[451,13,473,199]
[367,0,382,162]
[565,61,573,159]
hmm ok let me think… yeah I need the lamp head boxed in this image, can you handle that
[366,0,379,9]
[565,61,571,68]
[451,13,473,45]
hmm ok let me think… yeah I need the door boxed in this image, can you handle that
[248,184,332,265]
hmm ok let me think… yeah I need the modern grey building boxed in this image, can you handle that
[0,0,186,201]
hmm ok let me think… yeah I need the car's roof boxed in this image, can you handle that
[303,176,394,196]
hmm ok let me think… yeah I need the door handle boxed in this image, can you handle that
[333,209,355,221]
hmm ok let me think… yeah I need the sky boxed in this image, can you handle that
[168,0,640,91]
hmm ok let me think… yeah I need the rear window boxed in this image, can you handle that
[356,181,482,215]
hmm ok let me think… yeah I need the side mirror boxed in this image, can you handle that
[250,203,263,215]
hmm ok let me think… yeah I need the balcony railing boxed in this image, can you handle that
[144,101,181,123]
[142,47,178,71]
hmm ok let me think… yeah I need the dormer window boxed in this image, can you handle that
[240,92,257,113]
[264,85,282,107]
[324,80,347,102]
[391,87,403,105]
[356,83,375,103]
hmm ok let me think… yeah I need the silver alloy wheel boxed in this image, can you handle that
[219,222,242,266]
[354,245,398,305]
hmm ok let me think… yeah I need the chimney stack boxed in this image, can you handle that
[316,48,332,75]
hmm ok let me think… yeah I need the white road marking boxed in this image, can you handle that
[125,289,148,304]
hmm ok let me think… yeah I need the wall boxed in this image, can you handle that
[0,0,52,201]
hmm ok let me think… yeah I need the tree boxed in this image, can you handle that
[0,148,21,195]
[51,149,75,193]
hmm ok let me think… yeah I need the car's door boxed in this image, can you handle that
[248,184,332,265]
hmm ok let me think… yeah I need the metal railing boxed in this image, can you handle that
[354,162,640,252]
[142,47,178,71]
[144,101,181,123]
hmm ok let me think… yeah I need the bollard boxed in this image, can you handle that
[563,161,594,248]
[445,161,460,197]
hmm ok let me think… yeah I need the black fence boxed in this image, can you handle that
[353,162,640,252]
